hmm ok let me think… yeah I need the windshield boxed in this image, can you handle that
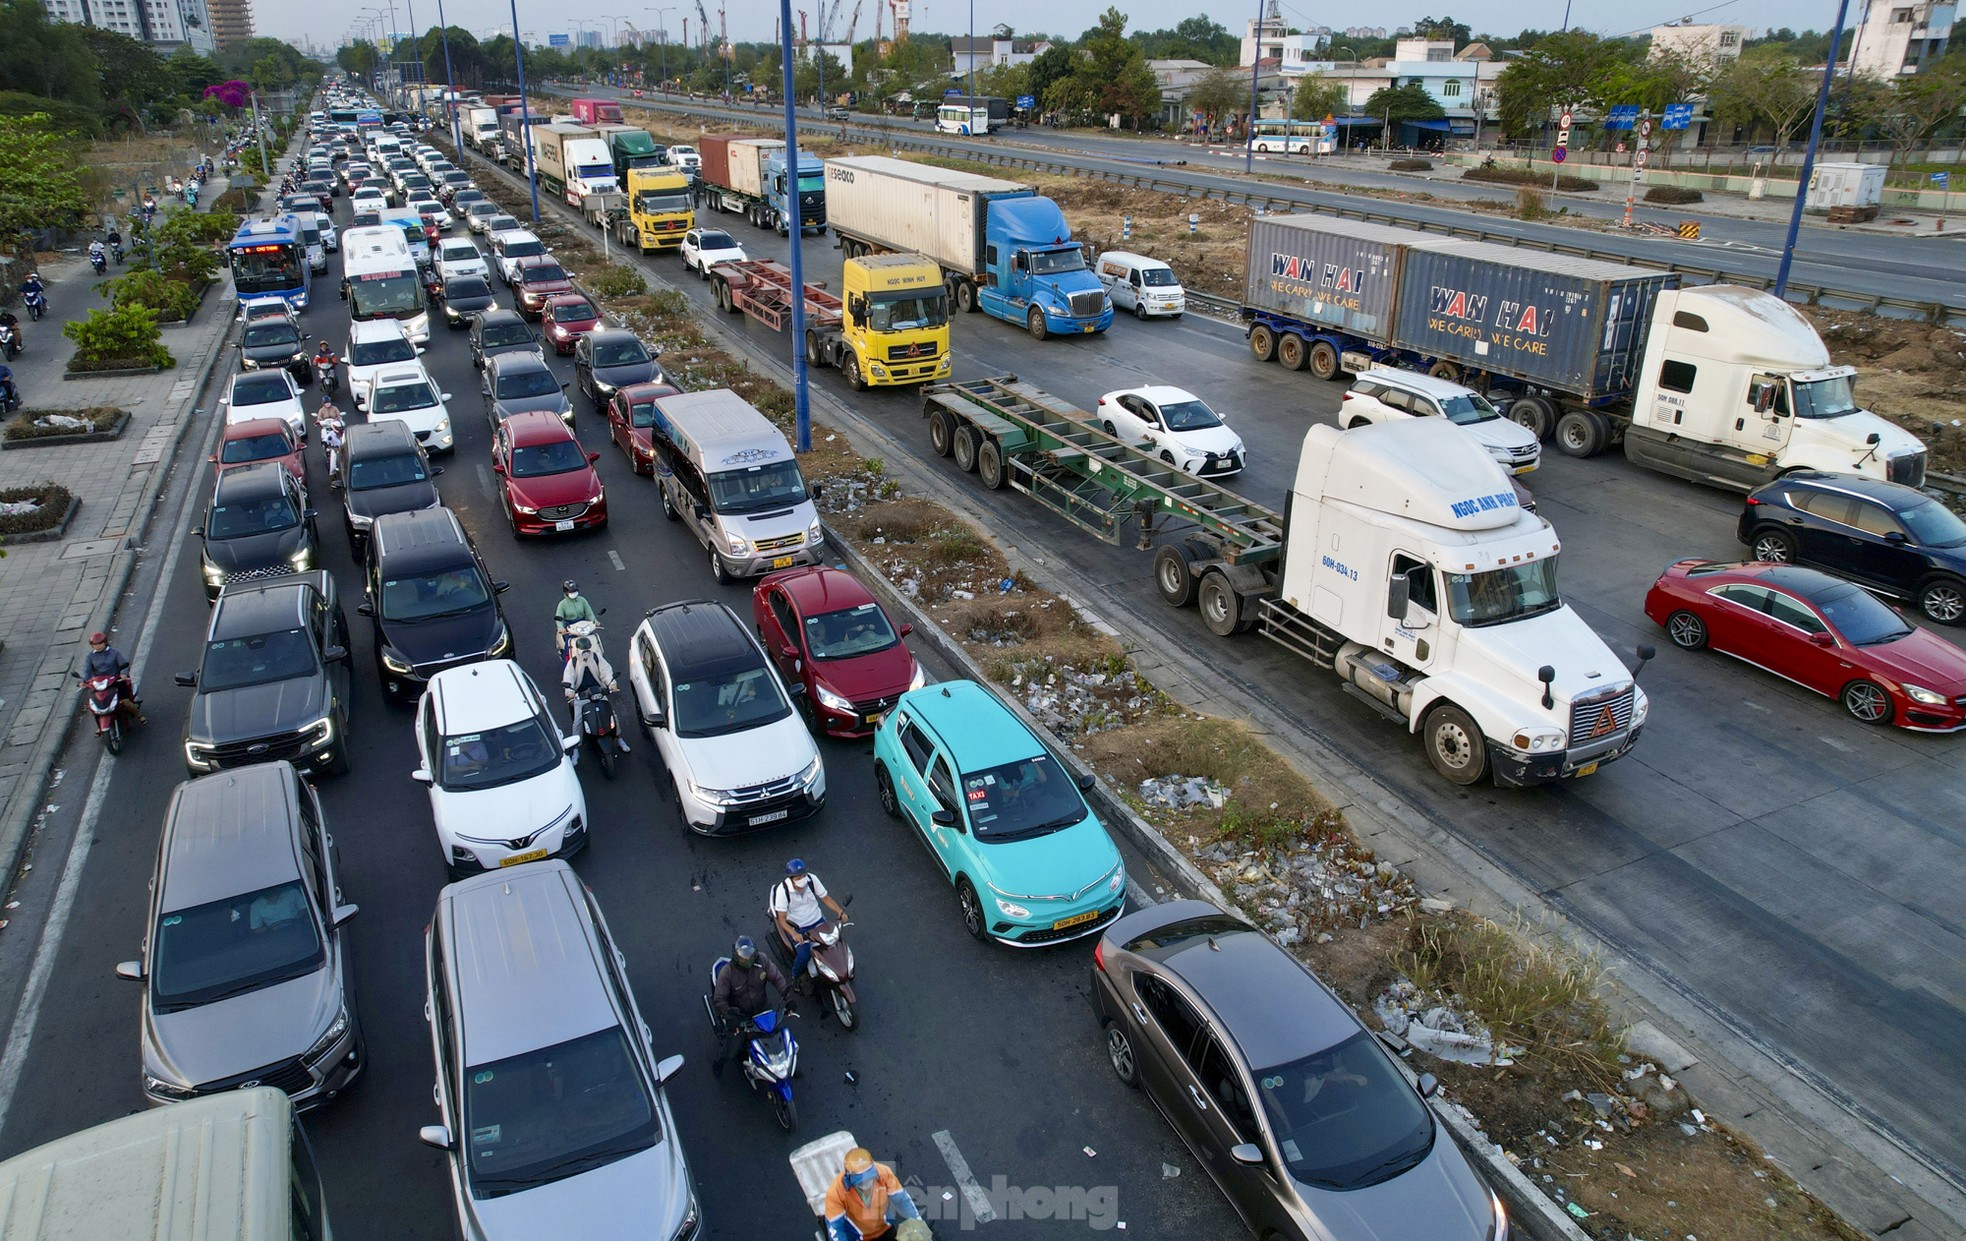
[1030,248,1085,276]
[1255,1031,1435,1191]
[347,449,428,491]
[522,263,568,285]
[349,336,416,367]
[1445,559,1561,627]
[1438,392,1500,425]
[488,217,519,234]
[199,628,320,691]
[501,240,545,261]
[497,368,560,399]
[438,715,563,789]
[511,440,590,478]
[447,276,491,300]
[220,431,292,465]
[1793,374,1859,419]
[549,299,596,323]
[708,459,808,515]
[463,1027,657,1198]
[231,246,303,295]
[231,375,292,407]
[1902,497,1966,547]
[1159,399,1223,432]
[803,602,899,660]
[696,231,735,250]
[636,191,692,214]
[960,753,1088,841]
[381,567,490,621]
[1141,267,1179,287]
[243,322,300,349]
[440,243,479,263]
[207,493,298,539]
[373,381,437,414]
[594,339,649,367]
[349,273,426,320]
[672,664,792,738]
[867,292,948,333]
[151,882,324,1013]
[1815,581,1913,645]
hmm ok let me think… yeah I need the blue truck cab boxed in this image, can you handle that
[980,196,1112,340]
[766,151,828,235]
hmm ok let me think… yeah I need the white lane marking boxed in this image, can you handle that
[476,464,492,495]
[608,550,626,572]
[1741,700,1769,712]
[1820,734,1852,753]
[1125,877,1156,910]
[931,1129,997,1223]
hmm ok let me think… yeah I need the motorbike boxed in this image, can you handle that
[23,289,46,321]
[704,962,801,1132]
[89,248,106,276]
[0,321,19,360]
[0,381,20,418]
[74,670,139,754]
[573,683,626,778]
[109,239,124,265]
[318,359,339,399]
[558,613,606,664]
[771,899,859,1031]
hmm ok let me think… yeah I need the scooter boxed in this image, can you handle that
[772,899,859,1032]
[573,683,626,778]
[0,321,20,361]
[704,963,801,1132]
[74,670,140,754]
[558,614,605,664]
[319,358,339,399]
[22,289,46,322]
[0,381,20,418]
[89,248,107,276]
[110,238,124,265]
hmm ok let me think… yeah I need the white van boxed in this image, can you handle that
[1096,251,1185,320]
[648,389,825,583]
[0,1087,331,1240]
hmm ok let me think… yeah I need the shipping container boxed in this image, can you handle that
[824,155,1033,274]
[1242,215,1419,339]
[1389,241,1673,399]
[699,135,783,196]
[696,134,744,191]
[569,97,625,126]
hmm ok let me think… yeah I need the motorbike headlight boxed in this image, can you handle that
[1902,682,1948,706]
[381,648,414,674]
[725,532,750,555]
[908,663,926,691]
[1510,727,1566,754]
[144,1072,197,1100]
[813,683,853,713]
[815,959,840,981]
[304,1007,350,1062]
[994,897,1031,919]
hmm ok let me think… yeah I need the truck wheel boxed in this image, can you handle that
[1427,361,1460,383]
[843,353,867,392]
[1154,544,1201,607]
[1309,341,1341,380]
[955,281,977,313]
[928,409,957,457]
[1423,704,1490,786]
[1277,335,1308,371]
[1249,325,1277,362]
[1197,572,1245,637]
[953,425,981,473]
[1509,395,1556,441]
[977,439,1008,489]
[1554,410,1606,458]
[1027,308,1049,341]
[805,332,822,365]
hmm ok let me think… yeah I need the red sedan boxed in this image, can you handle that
[490,410,609,537]
[753,566,923,738]
[1644,559,1966,730]
[210,417,305,484]
[605,381,681,475]
[542,293,603,355]
[513,255,574,318]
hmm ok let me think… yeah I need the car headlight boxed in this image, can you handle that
[305,715,335,747]
[908,663,926,691]
[807,519,824,546]
[798,754,823,787]
[1510,727,1566,754]
[511,500,538,515]
[1902,682,1948,706]
[725,532,750,555]
[202,558,226,584]
[304,1006,350,1062]
[673,1196,701,1241]
[288,547,313,568]
[688,780,739,807]
[594,378,616,395]
[1491,1191,1509,1241]
[1107,864,1125,893]
[144,1072,197,1100]
[813,684,853,713]
[381,648,414,674]
[434,416,450,433]
[488,626,512,657]
[241,356,262,369]
[994,897,1031,919]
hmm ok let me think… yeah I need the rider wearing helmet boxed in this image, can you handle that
[771,858,847,980]
[561,635,626,752]
[82,631,145,725]
[823,1147,922,1241]
[710,935,788,1078]
[554,580,598,660]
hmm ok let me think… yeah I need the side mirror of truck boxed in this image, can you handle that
[1538,664,1556,709]
[1386,572,1411,622]
[1750,382,1774,413]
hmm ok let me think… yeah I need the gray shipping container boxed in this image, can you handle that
[824,155,1033,274]
[1390,240,1676,399]
[1243,215,1426,338]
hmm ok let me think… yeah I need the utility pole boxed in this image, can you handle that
[1244,0,1263,174]
[777,0,811,452]
[508,0,543,222]
[1775,0,1852,299]
[436,0,463,154]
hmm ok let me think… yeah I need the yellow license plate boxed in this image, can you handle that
[771,555,795,569]
[1514,464,1537,475]
[1080,324,1094,333]
[500,848,549,867]
[1574,762,1598,778]
[1052,909,1100,931]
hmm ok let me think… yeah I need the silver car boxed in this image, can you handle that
[420,861,700,1240]
[116,762,362,1110]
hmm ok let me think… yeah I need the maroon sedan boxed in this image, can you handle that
[1644,559,1966,731]
[491,410,609,537]
[513,255,574,319]
[753,566,923,738]
[605,381,682,475]
[542,293,602,355]
[210,417,305,484]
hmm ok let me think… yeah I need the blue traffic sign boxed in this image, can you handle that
[1661,102,1695,130]
[945,88,961,96]
[1935,171,1952,188]
[1016,94,1035,109]
[1604,104,1640,130]
[548,32,569,46]
[1553,147,1567,163]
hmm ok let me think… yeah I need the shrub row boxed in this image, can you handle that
[2,407,125,441]
[0,484,75,535]
[1643,186,1705,204]
[1462,165,1600,193]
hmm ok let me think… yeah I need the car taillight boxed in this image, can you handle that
[1092,939,1106,972]
[1744,496,1761,505]
[1341,392,1352,401]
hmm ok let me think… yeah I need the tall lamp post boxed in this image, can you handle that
[1244,0,1263,173]
[434,0,463,153]
[362,8,387,93]
[649,7,677,88]
[508,0,543,221]
[776,0,811,453]
[1774,0,1852,299]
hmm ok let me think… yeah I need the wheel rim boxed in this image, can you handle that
[1667,613,1705,648]
[1559,421,1588,452]
[1158,557,1184,595]
[1923,583,1964,622]
[959,885,983,937]
[831,990,855,1029]
[1432,717,1476,771]
[877,769,897,816]
[1106,1027,1135,1081]
[1201,583,1230,626]
[1102,420,1116,436]
[1752,535,1792,563]
[1846,682,1889,722]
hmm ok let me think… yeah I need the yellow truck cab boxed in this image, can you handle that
[840,252,950,388]
[623,166,694,252]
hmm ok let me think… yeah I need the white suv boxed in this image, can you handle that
[1340,368,1542,475]
[367,366,456,454]
[413,660,587,878]
[344,318,421,413]
[433,237,487,283]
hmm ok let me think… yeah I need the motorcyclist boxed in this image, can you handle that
[82,632,145,725]
[554,580,598,660]
[20,272,46,304]
[87,240,106,272]
[315,401,346,486]
[312,339,338,388]
[711,935,789,1079]
[0,361,19,411]
[561,635,627,752]
[823,1148,923,1241]
[770,858,847,980]
[105,226,123,262]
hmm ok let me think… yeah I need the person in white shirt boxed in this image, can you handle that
[770,858,846,978]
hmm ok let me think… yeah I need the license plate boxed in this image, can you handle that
[863,711,886,726]
[1574,762,1599,778]
[1514,464,1538,476]
[500,848,549,867]
[750,809,790,826]
[771,555,795,569]
[555,519,574,532]
[1080,324,1094,333]
[1052,909,1100,931]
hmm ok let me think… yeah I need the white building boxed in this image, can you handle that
[799,42,855,72]
[1240,15,1331,72]
[1298,39,1502,141]
[950,35,1047,76]
[42,0,216,53]
[1648,22,1748,63]
[1850,0,1955,78]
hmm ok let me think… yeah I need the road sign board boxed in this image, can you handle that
[1553,147,1567,163]
[1560,110,1574,128]
[1605,104,1640,130]
[1662,102,1695,130]
[1616,141,1627,154]
[945,88,961,96]
[1639,118,1653,137]
[549,32,570,46]
[1556,128,1571,148]
[1635,149,1649,168]
[1017,95,1035,109]
[1933,171,1951,188]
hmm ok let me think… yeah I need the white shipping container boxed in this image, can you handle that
[729,139,784,200]
[823,155,1032,274]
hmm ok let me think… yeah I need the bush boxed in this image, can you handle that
[1463,165,1598,192]
[97,268,197,321]
[1388,158,1433,171]
[586,264,648,298]
[62,303,173,370]
[1643,186,1704,204]
[3,407,125,441]
[0,484,75,535]
[208,187,256,214]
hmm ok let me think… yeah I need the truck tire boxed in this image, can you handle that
[1554,410,1607,458]
[805,332,822,365]
[1154,544,1201,607]
[1248,324,1277,363]
[953,425,982,473]
[843,353,867,392]
[928,409,957,457]
[977,439,1008,490]
[1423,704,1490,786]
[1197,571,1245,637]
[1509,395,1556,441]
[955,281,977,313]
[1309,341,1340,380]
[1027,307,1049,341]
[1277,334,1308,371]
[1427,361,1460,383]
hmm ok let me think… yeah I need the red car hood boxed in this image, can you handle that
[509,466,602,507]
[550,316,600,333]
[1860,627,1966,694]
[524,279,573,298]
[811,643,917,702]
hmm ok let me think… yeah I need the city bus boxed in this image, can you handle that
[936,102,992,136]
[227,216,310,310]
[327,106,360,133]
[341,224,429,343]
[1247,118,1331,155]
[355,107,384,133]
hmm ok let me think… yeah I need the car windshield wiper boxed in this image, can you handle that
[480,1141,650,1191]
[1352,1141,1431,1185]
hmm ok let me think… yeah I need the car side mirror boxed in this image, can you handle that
[562,734,581,754]
[440,392,452,401]
[1229,1143,1265,1167]
[899,622,914,637]
[191,526,204,538]
[561,381,570,390]
[207,453,218,464]
[809,483,824,500]
[1417,1072,1440,1099]
[114,960,145,981]
[493,581,510,594]
[411,767,433,784]
[1810,631,1834,647]
[357,602,375,617]
[1076,771,1096,791]
[1885,530,1908,544]
[418,1124,454,1150]
[331,903,360,927]
[303,508,318,520]
[655,1053,685,1083]
[491,462,505,475]
[431,465,445,476]
[324,644,349,662]
[587,451,600,464]
[174,671,197,687]
[930,809,959,828]
[1538,664,1556,709]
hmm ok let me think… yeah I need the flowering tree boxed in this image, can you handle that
[202,79,251,110]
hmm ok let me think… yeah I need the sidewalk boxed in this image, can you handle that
[0,183,246,886]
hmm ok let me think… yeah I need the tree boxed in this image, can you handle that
[1364,81,1445,129]
[1409,16,1472,44]
[1890,57,1966,150]
[1063,7,1160,127]
[1493,30,1630,138]
[0,0,104,117]
[1706,48,1814,148]
[1290,73,1347,122]
[1186,67,1249,127]
[337,40,379,82]
[1026,42,1077,108]
[0,113,89,238]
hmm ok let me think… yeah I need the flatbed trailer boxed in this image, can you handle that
[711,258,843,334]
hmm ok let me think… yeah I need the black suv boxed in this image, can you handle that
[482,350,572,428]
[1738,470,1966,624]
[197,462,318,603]
[176,572,352,777]
[360,507,512,700]
[468,308,540,370]
[342,420,442,549]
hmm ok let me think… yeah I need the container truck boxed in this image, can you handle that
[461,106,501,153]
[497,110,536,170]
[708,253,951,388]
[530,123,620,208]
[921,376,1652,787]
[593,124,668,183]
[696,136,827,234]
[569,96,626,126]
[615,166,695,252]
[1242,214,1927,492]
[824,155,1112,341]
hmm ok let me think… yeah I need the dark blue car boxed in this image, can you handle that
[1737,470,1966,624]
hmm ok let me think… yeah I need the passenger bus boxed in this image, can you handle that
[935,102,992,136]
[341,224,429,343]
[227,216,310,310]
[1247,118,1331,155]
[327,106,359,133]
[355,107,384,133]
[379,206,432,267]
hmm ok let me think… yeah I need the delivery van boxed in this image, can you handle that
[647,389,826,582]
[1096,250,1185,319]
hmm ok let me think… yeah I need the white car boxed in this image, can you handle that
[412,660,588,878]
[344,318,421,412]
[409,198,452,231]
[491,228,549,285]
[221,369,308,442]
[481,212,521,239]
[1341,368,1542,475]
[680,227,746,278]
[462,201,501,233]
[433,237,488,283]
[350,186,387,215]
[367,366,456,454]
[625,601,825,835]
[1094,386,1247,477]
[668,144,701,173]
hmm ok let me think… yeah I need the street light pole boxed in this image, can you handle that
[776,0,811,453]
[650,7,677,88]
[1245,0,1263,173]
[508,0,543,221]
[1774,0,1852,299]
[435,0,463,154]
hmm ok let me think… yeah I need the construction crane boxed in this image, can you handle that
[844,0,861,47]
[891,0,909,43]
[693,0,709,55]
